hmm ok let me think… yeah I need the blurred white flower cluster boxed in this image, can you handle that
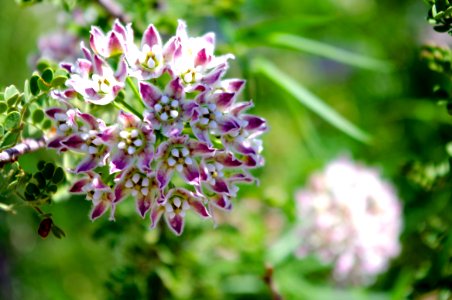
[295,157,402,285]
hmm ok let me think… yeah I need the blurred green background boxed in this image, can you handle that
[2,0,452,299]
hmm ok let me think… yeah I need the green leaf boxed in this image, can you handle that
[25,182,40,195]
[253,58,372,144]
[51,225,66,239]
[51,76,68,87]
[32,109,45,123]
[37,160,46,171]
[4,85,19,101]
[42,119,52,130]
[1,131,19,148]
[34,172,46,188]
[52,167,65,184]
[4,111,21,131]
[0,102,7,113]
[41,68,54,84]
[267,33,394,72]
[42,163,55,180]
[36,60,51,73]
[37,78,51,92]
[30,75,40,96]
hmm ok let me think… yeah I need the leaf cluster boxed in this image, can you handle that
[427,0,452,33]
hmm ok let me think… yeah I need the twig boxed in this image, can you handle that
[263,265,283,300]
[0,137,47,167]
[96,0,130,23]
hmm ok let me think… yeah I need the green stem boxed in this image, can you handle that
[126,77,145,108]
[115,98,142,119]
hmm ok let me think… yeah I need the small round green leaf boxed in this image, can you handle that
[1,131,19,147]
[42,119,52,130]
[30,75,40,96]
[4,111,21,130]
[43,163,55,179]
[37,160,46,170]
[41,68,54,84]
[34,172,46,188]
[25,182,40,196]
[32,109,45,123]
[52,167,65,184]
[37,78,51,92]
[4,85,19,101]
[0,102,7,113]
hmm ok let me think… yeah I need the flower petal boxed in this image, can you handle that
[136,196,151,218]
[139,81,161,107]
[165,77,184,100]
[90,201,108,220]
[150,205,164,228]
[69,178,90,193]
[157,163,174,189]
[166,213,184,236]
[181,163,200,186]
[110,152,131,173]
[76,156,98,173]
[61,134,85,150]
[142,24,161,48]
[107,31,123,56]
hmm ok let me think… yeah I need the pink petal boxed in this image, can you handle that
[165,77,184,100]
[142,24,161,48]
[223,79,245,93]
[215,152,242,168]
[195,48,210,67]
[45,108,66,119]
[137,197,151,218]
[211,194,232,210]
[190,200,210,218]
[214,92,235,110]
[150,205,164,228]
[89,26,105,56]
[157,164,173,189]
[62,134,85,149]
[69,178,89,193]
[211,178,229,194]
[139,81,161,107]
[115,56,128,82]
[75,156,98,173]
[107,32,123,56]
[166,213,184,236]
[113,19,127,40]
[188,140,215,156]
[110,152,131,173]
[243,115,267,132]
[78,112,98,129]
[114,184,126,203]
[90,202,107,220]
[181,163,200,186]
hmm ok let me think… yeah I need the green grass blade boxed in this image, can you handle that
[268,33,394,72]
[253,58,372,144]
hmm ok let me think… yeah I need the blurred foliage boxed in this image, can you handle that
[2,0,452,299]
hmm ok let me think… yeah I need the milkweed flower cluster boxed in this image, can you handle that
[46,20,267,235]
[295,158,402,285]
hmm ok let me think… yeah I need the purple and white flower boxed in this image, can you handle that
[48,19,267,235]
